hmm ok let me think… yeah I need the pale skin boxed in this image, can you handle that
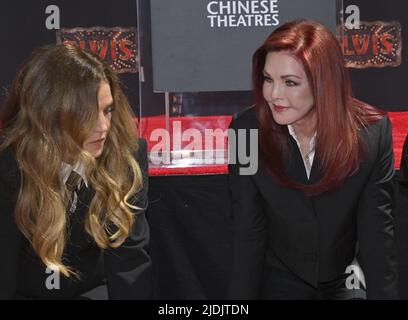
[262,51,316,156]
[82,81,115,158]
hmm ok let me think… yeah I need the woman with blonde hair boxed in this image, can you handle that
[0,44,151,299]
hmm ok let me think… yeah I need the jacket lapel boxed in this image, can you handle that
[286,136,309,184]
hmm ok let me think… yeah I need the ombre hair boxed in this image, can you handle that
[253,19,384,195]
[0,44,143,276]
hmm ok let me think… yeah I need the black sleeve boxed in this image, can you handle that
[357,116,398,299]
[399,135,408,186]
[104,138,152,299]
[395,134,408,298]
[227,117,267,299]
[0,148,22,299]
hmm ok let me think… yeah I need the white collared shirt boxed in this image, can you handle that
[60,161,89,188]
[287,124,317,180]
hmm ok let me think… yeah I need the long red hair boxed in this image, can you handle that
[253,19,384,195]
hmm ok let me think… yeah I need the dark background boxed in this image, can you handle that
[0,0,408,299]
[0,0,140,114]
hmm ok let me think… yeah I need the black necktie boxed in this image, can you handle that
[65,170,83,212]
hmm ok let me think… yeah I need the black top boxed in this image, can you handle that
[399,135,408,187]
[0,139,151,299]
[228,107,398,299]
[396,134,408,299]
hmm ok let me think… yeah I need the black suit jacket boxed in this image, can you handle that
[0,139,151,299]
[228,107,398,299]
[395,134,408,298]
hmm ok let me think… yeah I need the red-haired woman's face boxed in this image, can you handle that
[83,81,114,158]
[262,51,315,128]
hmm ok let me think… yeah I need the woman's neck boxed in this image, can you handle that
[291,123,315,142]
[290,110,317,142]
[290,112,317,160]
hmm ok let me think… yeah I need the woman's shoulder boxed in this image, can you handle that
[0,145,21,191]
[137,137,147,156]
[353,99,388,129]
[357,113,393,165]
[134,137,147,165]
[360,113,391,141]
[352,98,390,140]
[133,137,148,179]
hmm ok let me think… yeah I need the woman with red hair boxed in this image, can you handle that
[228,19,398,299]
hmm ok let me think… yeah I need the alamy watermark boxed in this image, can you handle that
[45,5,60,30]
[45,266,60,290]
[345,264,366,290]
[148,121,258,175]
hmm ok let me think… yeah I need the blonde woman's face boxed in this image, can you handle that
[83,81,114,158]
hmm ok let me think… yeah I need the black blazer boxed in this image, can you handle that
[0,139,151,299]
[228,107,398,299]
[398,135,408,187]
[395,134,408,298]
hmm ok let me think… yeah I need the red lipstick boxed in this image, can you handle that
[273,104,289,112]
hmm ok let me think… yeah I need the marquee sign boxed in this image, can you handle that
[57,27,139,73]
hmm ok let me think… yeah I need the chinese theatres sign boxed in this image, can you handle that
[149,0,338,92]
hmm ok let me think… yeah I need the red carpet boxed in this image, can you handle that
[140,112,408,175]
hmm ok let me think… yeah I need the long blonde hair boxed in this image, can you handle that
[0,44,143,277]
